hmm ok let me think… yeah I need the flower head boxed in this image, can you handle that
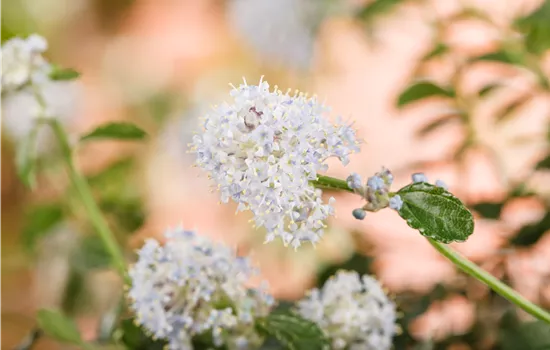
[1,35,51,92]
[412,173,428,183]
[296,270,397,350]
[128,227,275,350]
[191,78,360,249]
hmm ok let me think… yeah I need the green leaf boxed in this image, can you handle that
[357,0,402,21]
[49,65,80,81]
[16,125,40,188]
[397,81,455,108]
[472,201,504,219]
[473,50,524,65]
[73,235,112,270]
[21,203,64,252]
[80,122,147,142]
[500,318,550,350]
[536,153,550,169]
[514,0,550,55]
[256,311,329,350]
[36,309,83,345]
[509,212,550,247]
[119,319,166,350]
[396,182,475,243]
[478,83,501,97]
[422,43,449,61]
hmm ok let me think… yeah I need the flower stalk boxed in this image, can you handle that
[313,175,550,324]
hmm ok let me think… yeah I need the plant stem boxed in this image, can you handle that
[312,175,355,193]
[313,175,550,324]
[42,118,128,281]
[428,238,550,323]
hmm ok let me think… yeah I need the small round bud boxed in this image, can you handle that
[435,179,448,190]
[389,195,403,211]
[352,208,367,220]
[367,175,385,191]
[346,173,363,190]
[412,173,428,183]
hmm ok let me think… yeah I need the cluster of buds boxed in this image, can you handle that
[346,168,403,220]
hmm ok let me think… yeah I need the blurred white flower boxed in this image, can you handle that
[128,227,274,350]
[227,0,336,69]
[191,78,360,249]
[2,80,82,153]
[296,270,397,350]
[1,34,51,92]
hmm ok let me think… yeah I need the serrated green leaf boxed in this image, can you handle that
[256,311,328,350]
[49,65,80,81]
[478,83,501,97]
[16,124,40,188]
[80,122,147,142]
[396,182,474,243]
[397,81,455,108]
[21,203,64,252]
[36,309,83,345]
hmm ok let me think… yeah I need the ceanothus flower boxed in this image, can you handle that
[128,227,275,350]
[296,270,397,350]
[191,78,360,249]
[1,34,51,92]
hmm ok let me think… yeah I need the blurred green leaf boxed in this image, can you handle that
[472,202,504,219]
[36,309,83,345]
[514,0,550,55]
[357,0,402,21]
[417,113,461,137]
[536,153,550,169]
[473,50,524,65]
[499,317,550,350]
[509,212,550,247]
[100,198,145,233]
[119,319,166,350]
[61,269,90,315]
[21,203,64,252]
[73,235,113,270]
[317,253,372,287]
[396,182,475,243]
[80,122,147,142]
[478,83,501,97]
[397,81,455,108]
[422,43,449,61]
[256,311,328,350]
[49,65,80,81]
[16,124,40,188]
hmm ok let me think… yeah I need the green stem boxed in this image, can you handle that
[312,175,355,193]
[41,118,128,281]
[313,175,550,324]
[428,238,550,323]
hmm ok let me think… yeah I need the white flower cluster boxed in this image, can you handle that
[191,78,360,249]
[1,34,51,92]
[296,270,397,350]
[128,228,275,350]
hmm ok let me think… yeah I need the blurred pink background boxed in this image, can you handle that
[2,0,549,348]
